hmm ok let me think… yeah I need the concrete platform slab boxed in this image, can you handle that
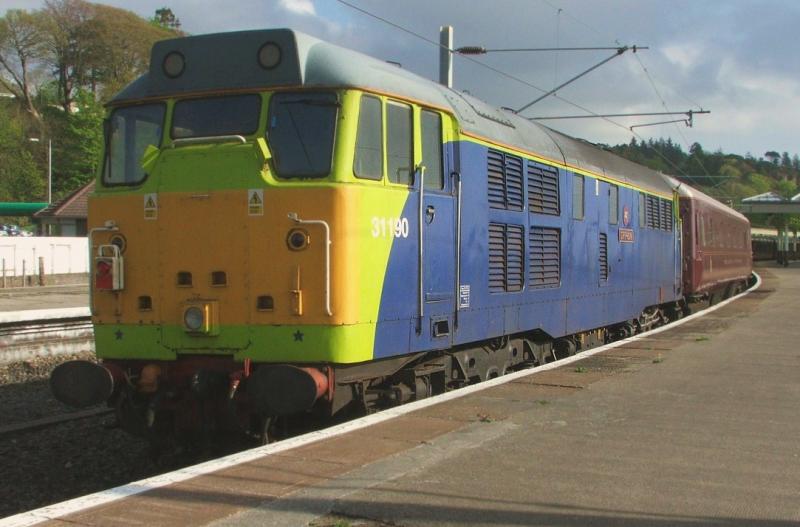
[0,285,88,312]
[23,265,800,527]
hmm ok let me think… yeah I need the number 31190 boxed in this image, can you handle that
[371,217,409,238]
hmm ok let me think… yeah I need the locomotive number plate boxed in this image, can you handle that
[371,217,409,238]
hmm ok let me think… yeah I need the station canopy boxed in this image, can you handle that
[0,202,48,216]
[737,192,800,214]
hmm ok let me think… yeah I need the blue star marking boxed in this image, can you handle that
[293,330,304,342]
[114,329,124,340]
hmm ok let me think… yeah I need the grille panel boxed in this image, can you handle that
[528,163,560,215]
[487,148,524,211]
[599,232,609,281]
[489,223,525,292]
[530,227,560,287]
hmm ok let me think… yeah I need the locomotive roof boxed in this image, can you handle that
[664,175,749,222]
[114,28,674,197]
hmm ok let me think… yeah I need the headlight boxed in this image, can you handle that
[287,228,310,251]
[110,234,127,253]
[163,51,185,78]
[183,306,204,332]
[257,42,281,69]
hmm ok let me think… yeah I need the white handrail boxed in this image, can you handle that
[287,213,332,316]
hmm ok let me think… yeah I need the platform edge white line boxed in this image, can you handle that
[0,272,761,526]
[0,307,91,324]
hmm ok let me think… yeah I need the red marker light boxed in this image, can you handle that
[95,259,114,290]
[96,260,111,276]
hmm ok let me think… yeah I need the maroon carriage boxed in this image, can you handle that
[670,177,752,299]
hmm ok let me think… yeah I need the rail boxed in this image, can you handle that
[0,312,94,364]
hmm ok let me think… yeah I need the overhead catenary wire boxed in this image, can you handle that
[553,8,562,90]
[531,110,709,120]
[515,46,637,114]
[534,0,718,191]
[334,2,633,132]
[456,46,648,53]
[333,0,703,186]
[632,52,719,190]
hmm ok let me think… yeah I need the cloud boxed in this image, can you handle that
[662,43,703,72]
[278,0,315,16]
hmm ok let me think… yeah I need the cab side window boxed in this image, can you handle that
[608,184,618,224]
[354,95,382,180]
[387,101,413,185]
[572,174,584,220]
[421,110,443,190]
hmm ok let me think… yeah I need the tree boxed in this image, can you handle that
[151,8,181,30]
[774,179,797,199]
[37,1,177,108]
[39,0,96,113]
[0,1,178,203]
[84,4,175,99]
[43,88,103,198]
[764,151,780,164]
[0,101,45,202]
[0,9,47,123]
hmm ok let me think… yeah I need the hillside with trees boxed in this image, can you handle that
[608,138,799,228]
[0,1,180,207]
[610,138,799,201]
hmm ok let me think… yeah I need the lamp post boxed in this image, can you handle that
[28,138,52,204]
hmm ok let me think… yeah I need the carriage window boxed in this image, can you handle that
[354,95,383,180]
[700,215,706,245]
[387,101,413,185]
[608,184,618,224]
[267,92,338,178]
[572,174,584,220]
[103,103,165,186]
[421,110,443,190]
[173,94,260,139]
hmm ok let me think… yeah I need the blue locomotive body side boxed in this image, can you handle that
[373,139,681,359]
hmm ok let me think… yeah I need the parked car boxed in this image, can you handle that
[0,224,31,236]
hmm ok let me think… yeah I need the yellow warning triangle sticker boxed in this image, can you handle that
[145,196,156,208]
[249,192,262,205]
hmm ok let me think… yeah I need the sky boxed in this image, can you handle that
[4,0,799,160]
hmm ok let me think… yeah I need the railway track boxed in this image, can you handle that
[0,407,113,437]
[0,308,94,365]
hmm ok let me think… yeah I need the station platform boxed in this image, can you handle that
[11,264,800,526]
[0,284,88,313]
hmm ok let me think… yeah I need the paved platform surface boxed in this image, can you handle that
[0,285,88,312]
[34,265,800,526]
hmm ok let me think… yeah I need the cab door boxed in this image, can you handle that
[417,109,456,349]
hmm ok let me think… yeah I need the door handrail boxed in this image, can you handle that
[417,164,426,334]
[287,213,333,316]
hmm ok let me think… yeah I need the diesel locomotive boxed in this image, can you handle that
[51,29,752,446]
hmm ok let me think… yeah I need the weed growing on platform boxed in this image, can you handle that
[574,366,587,373]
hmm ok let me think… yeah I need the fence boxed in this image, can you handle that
[0,237,88,286]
